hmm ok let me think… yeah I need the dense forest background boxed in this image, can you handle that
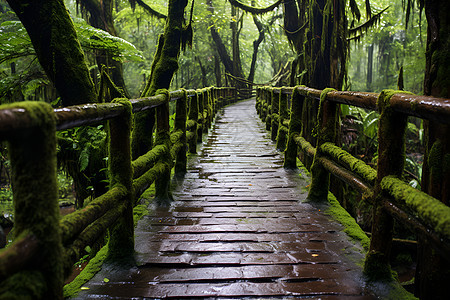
[1,1,449,297]
[0,0,426,103]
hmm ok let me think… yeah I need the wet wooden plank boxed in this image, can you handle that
[84,280,366,298]
[77,98,374,299]
[137,251,339,266]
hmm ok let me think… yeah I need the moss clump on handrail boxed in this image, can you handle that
[63,204,125,275]
[170,141,185,160]
[133,162,167,201]
[294,135,317,157]
[132,144,166,179]
[170,129,184,144]
[60,186,127,245]
[381,176,450,239]
[320,142,377,185]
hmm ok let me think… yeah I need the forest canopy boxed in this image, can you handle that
[0,0,427,104]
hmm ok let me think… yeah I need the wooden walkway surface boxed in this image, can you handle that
[75,99,374,299]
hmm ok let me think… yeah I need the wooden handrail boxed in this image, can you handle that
[256,85,450,281]
[0,86,237,299]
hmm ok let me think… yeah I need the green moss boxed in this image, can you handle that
[381,176,450,239]
[385,281,418,300]
[364,250,394,281]
[307,88,337,202]
[0,270,46,300]
[428,139,443,180]
[132,144,166,179]
[326,192,370,251]
[5,101,63,299]
[63,243,108,298]
[320,142,377,185]
[107,98,134,261]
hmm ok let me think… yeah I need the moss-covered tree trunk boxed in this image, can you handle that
[79,0,130,99]
[6,0,97,107]
[132,0,188,157]
[416,0,450,297]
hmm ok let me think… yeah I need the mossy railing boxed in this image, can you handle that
[256,86,450,284]
[0,86,236,299]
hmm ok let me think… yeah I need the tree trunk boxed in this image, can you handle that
[132,0,188,158]
[214,54,222,86]
[248,6,264,83]
[80,0,130,99]
[366,44,373,91]
[6,0,97,107]
[416,2,450,297]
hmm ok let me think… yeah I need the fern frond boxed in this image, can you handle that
[348,6,389,38]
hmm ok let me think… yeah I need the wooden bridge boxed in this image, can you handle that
[0,86,449,299]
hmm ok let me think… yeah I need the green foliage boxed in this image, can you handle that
[73,17,144,62]
[348,0,426,94]
[0,18,143,64]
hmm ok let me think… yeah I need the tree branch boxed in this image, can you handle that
[228,0,283,15]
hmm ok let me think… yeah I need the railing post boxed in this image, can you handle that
[271,88,279,141]
[364,90,409,280]
[255,87,261,116]
[416,120,450,297]
[187,91,198,153]
[154,90,173,205]
[174,89,187,174]
[307,88,337,201]
[5,102,63,299]
[284,87,305,168]
[206,88,212,129]
[107,99,134,261]
[197,90,204,141]
[265,87,272,131]
[276,88,289,151]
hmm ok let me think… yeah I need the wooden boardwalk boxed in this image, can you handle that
[75,99,374,299]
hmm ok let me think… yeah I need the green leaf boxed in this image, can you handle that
[79,148,90,172]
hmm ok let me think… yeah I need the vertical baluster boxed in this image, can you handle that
[364,90,409,280]
[6,102,63,299]
[174,90,187,174]
[284,87,305,169]
[154,91,172,204]
[187,91,198,153]
[308,88,337,201]
[197,90,204,141]
[108,99,134,260]
[276,88,289,151]
[271,88,280,141]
